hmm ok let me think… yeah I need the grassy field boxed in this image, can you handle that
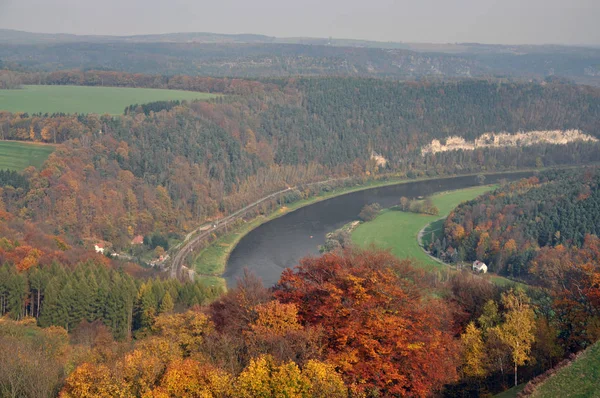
[0,85,218,115]
[495,384,526,398]
[529,342,600,397]
[0,141,55,170]
[352,185,494,270]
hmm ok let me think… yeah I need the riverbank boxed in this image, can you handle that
[351,185,494,270]
[350,185,525,286]
[193,175,413,285]
[193,169,538,286]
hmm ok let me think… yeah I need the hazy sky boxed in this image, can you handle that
[0,0,599,45]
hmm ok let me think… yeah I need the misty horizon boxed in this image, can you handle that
[2,27,600,48]
[1,0,599,47]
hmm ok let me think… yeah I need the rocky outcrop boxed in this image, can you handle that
[421,130,598,155]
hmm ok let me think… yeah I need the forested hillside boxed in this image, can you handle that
[442,168,600,278]
[2,38,600,85]
[1,74,600,250]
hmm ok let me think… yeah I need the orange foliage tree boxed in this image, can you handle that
[274,249,460,397]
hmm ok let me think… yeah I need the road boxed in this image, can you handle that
[168,177,351,280]
[168,186,293,279]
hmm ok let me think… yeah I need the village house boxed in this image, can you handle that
[472,260,488,273]
[131,235,144,245]
[94,243,105,254]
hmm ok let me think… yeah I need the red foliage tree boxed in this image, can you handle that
[274,249,459,397]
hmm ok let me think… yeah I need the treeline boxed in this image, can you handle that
[124,100,181,115]
[442,168,600,277]
[1,69,272,94]
[2,41,600,85]
[0,169,28,189]
[398,196,439,215]
[0,261,223,339]
[0,70,20,89]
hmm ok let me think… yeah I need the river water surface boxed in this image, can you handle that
[225,172,533,287]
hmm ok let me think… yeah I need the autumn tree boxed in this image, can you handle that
[461,322,486,378]
[496,289,536,386]
[151,310,214,357]
[234,355,346,398]
[275,249,460,396]
[358,203,381,222]
[157,359,232,397]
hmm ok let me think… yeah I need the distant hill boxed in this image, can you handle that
[1,28,597,54]
[1,29,600,85]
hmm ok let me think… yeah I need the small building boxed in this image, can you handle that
[131,235,144,245]
[472,260,487,273]
[94,243,105,254]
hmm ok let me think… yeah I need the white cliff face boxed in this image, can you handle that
[421,130,598,155]
[371,151,388,168]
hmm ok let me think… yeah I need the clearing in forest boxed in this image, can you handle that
[0,85,218,115]
[352,185,494,269]
[0,141,55,170]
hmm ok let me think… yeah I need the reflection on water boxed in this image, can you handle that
[225,172,533,287]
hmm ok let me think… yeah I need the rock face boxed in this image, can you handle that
[421,130,598,155]
[371,151,388,168]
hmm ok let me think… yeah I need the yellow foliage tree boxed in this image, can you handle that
[234,355,346,398]
[460,322,487,378]
[302,360,347,398]
[135,336,183,364]
[152,310,213,357]
[158,359,232,397]
[119,349,164,396]
[60,363,121,398]
[250,300,302,337]
[496,289,536,387]
[235,355,309,398]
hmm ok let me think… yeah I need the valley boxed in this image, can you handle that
[1,26,600,396]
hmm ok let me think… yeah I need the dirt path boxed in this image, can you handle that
[417,218,451,267]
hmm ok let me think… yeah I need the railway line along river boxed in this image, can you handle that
[225,171,534,287]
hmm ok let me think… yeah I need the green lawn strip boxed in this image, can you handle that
[352,185,495,270]
[0,141,55,170]
[197,276,227,291]
[530,342,600,398]
[494,383,526,398]
[0,85,218,115]
[421,218,445,248]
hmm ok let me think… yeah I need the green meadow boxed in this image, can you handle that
[529,341,600,398]
[352,185,494,270]
[0,141,55,170]
[0,85,217,115]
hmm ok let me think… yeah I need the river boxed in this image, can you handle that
[225,171,533,287]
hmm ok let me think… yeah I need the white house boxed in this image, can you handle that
[472,260,488,273]
[94,243,105,254]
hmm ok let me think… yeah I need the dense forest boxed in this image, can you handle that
[0,74,599,251]
[441,168,600,278]
[0,250,536,397]
[4,247,598,397]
